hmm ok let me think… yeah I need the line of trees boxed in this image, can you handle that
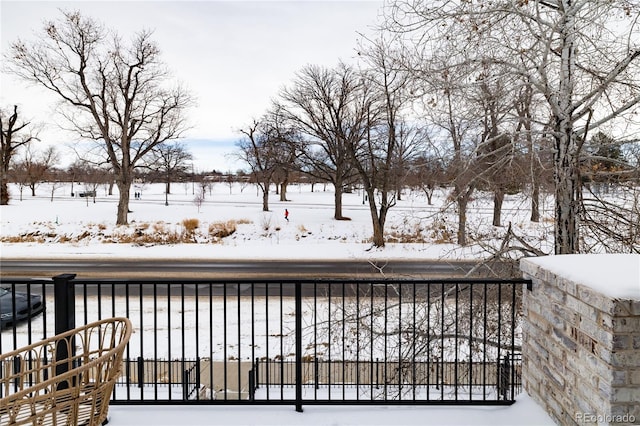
[235,0,640,254]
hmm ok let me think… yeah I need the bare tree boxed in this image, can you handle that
[416,64,478,246]
[384,0,640,253]
[513,83,553,223]
[224,172,235,195]
[8,10,192,224]
[263,106,300,203]
[406,151,446,206]
[390,121,424,201]
[579,132,640,252]
[45,168,65,202]
[351,35,414,247]
[580,184,640,253]
[408,46,525,242]
[279,63,363,220]
[84,166,112,204]
[145,141,193,206]
[468,63,520,228]
[0,105,38,205]
[8,164,29,201]
[18,145,58,197]
[236,119,279,212]
[67,160,105,198]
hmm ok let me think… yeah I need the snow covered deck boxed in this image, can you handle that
[106,393,554,426]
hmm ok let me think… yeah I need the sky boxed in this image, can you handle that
[0,0,385,172]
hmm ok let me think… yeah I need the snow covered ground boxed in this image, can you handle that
[106,393,556,426]
[104,381,554,426]
[0,181,555,262]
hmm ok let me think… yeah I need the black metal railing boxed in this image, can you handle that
[1,276,530,409]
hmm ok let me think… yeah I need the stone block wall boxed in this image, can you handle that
[521,257,640,425]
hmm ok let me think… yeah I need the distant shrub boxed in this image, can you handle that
[208,220,237,239]
[261,213,272,232]
[182,218,200,234]
[386,230,427,244]
[428,217,454,244]
[153,222,167,233]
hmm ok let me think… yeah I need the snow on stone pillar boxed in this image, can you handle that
[521,254,640,425]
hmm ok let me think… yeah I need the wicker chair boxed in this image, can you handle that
[0,317,132,426]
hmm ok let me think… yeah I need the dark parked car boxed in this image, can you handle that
[0,287,45,328]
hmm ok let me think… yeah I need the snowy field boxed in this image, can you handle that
[0,181,555,262]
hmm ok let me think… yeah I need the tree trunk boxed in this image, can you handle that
[261,180,269,212]
[30,184,36,197]
[455,186,473,246]
[0,161,9,204]
[554,133,580,254]
[530,182,540,223]
[525,110,539,223]
[366,188,385,247]
[492,189,504,227]
[0,181,8,205]
[334,188,343,219]
[554,11,580,255]
[371,218,384,247]
[333,177,345,220]
[425,186,433,205]
[457,197,468,246]
[115,180,132,225]
[279,179,289,202]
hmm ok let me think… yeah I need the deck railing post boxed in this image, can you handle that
[53,274,76,336]
[53,273,76,390]
[295,281,303,413]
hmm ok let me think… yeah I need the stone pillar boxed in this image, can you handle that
[521,254,640,425]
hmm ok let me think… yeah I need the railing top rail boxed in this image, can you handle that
[1,276,532,285]
[0,278,52,284]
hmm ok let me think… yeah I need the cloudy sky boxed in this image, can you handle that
[0,0,384,172]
